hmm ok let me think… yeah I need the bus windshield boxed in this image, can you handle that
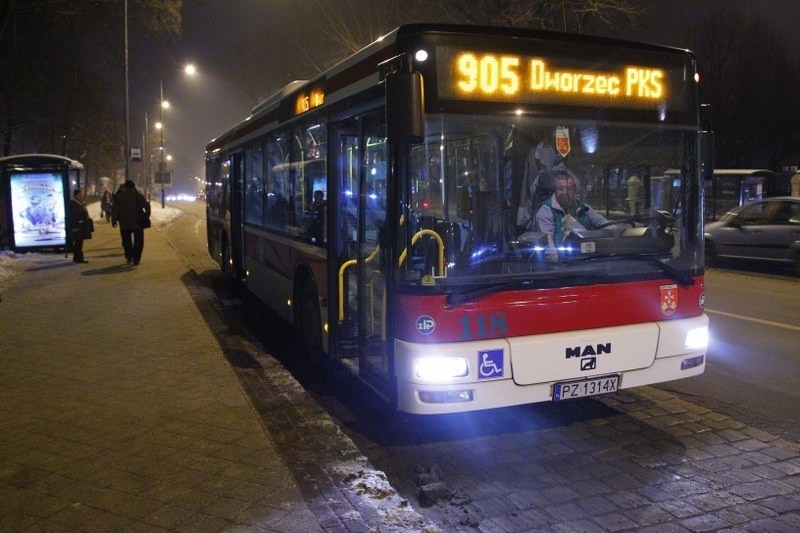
[402,114,701,290]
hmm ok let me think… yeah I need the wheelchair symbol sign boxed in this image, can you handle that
[478,349,504,379]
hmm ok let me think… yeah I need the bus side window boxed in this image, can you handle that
[289,122,327,238]
[266,180,289,229]
[265,132,290,230]
[245,141,264,226]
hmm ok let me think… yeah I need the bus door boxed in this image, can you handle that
[229,151,245,279]
[335,113,390,393]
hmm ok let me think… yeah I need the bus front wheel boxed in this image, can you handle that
[705,240,722,268]
[298,278,323,358]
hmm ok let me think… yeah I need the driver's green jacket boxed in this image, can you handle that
[535,197,608,244]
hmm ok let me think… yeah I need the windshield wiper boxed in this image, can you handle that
[648,256,695,287]
[445,271,583,306]
[445,254,695,306]
[565,252,695,288]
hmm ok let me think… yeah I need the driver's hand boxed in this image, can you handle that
[563,214,576,232]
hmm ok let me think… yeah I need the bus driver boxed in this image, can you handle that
[535,170,609,258]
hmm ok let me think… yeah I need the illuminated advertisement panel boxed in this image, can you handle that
[9,171,67,248]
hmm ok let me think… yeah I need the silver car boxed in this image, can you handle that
[704,197,800,275]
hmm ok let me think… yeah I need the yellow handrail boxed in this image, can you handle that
[337,246,381,323]
[398,229,444,275]
[338,259,356,323]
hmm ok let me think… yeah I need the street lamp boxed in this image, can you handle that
[156,63,195,208]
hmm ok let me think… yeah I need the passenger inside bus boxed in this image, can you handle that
[306,189,326,244]
[515,137,566,232]
[266,182,289,228]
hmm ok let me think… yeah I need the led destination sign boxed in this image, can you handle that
[294,84,325,116]
[437,46,681,110]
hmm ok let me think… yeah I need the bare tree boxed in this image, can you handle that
[0,0,181,179]
[691,3,800,169]
[434,0,642,32]
[298,0,643,74]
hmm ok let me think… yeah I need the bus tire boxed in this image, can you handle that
[793,251,800,277]
[298,277,323,358]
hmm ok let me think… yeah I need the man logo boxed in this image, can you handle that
[581,357,597,371]
[565,343,611,358]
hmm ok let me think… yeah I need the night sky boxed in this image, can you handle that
[132,0,800,193]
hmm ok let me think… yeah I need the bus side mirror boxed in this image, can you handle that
[386,70,425,144]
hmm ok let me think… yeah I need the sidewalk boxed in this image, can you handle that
[0,205,424,532]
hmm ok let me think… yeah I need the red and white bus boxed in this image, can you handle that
[206,24,710,415]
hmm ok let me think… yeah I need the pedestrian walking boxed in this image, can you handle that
[100,189,113,222]
[68,188,93,263]
[112,180,151,265]
[113,183,126,248]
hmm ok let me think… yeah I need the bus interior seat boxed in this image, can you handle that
[472,191,504,249]
[435,220,463,264]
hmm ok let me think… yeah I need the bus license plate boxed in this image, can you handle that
[553,375,619,401]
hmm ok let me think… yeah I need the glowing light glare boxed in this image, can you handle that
[415,357,469,380]
[415,49,429,62]
[580,126,598,154]
[685,327,709,350]
[515,109,523,116]
[184,64,196,76]
[694,72,700,83]
[161,100,170,109]
[658,102,667,122]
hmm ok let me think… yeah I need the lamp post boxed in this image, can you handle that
[143,111,149,200]
[159,80,169,208]
[156,64,196,208]
[123,0,130,188]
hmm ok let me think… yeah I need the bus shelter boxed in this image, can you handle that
[704,169,777,221]
[0,154,83,251]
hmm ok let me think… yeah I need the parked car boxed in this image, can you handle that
[704,196,800,275]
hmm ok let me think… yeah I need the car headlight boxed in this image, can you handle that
[415,357,469,380]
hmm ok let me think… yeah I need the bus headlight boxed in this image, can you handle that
[415,357,469,380]
[685,326,709,350]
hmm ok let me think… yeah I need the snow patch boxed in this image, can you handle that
[0,202,182,293]
[337,466,442,532]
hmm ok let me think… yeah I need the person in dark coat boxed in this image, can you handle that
[112,180,150,265]
[68,188,93,263]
